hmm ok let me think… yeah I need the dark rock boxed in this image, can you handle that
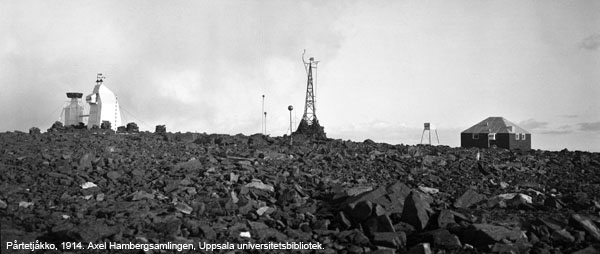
[101,121,111,129]
[254,228,288,241]
[369,249,396,254]
[312,219,330,230]
[400,191,431,231]
[106,171,121,180]
[52,220,119,242]
[574,191,590,206]
[47,121,64,132]
[544,196,565,209]
[551,228,575,243]
[172,159,204,172]
[126,122,139,132]
[344,186,387,209]
[131,190,154,200]
[81,186,100,196]
[423,229,462,249]
[29,127,40,134]
[362,214,395,237]
[199,224,217,240]
[78,152,94,170]
[406,243,432,254]
[460,224,524,248]
[346,200,373,223]
[490,243,520,253]
[393,221,416,235]
[155,125,166,134]
[337,229,371,246]
[572,246,600,254]
[536,217,564,232]
[570,214,600,242]
[454,189,486,208]
[436,209,457,228]
[371,231,406,249]
[385,181,412,213]
[175,202,193,214]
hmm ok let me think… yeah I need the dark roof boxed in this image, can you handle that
[462,117,530,134]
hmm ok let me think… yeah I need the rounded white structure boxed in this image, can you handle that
[86,74,122,130]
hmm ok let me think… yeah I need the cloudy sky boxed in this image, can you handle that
[1,0,599,152]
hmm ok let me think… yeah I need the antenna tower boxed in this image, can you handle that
[293,50,326,139]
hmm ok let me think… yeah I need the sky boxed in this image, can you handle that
[1,0,599,152]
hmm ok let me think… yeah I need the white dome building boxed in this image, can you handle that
[86,74,122,129]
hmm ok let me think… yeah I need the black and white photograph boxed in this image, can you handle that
[1,0,599,253]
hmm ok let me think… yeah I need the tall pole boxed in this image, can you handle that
[262,95,265,135]
[264,112,267,136]
[288,105,293,145]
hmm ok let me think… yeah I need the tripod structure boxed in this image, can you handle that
[420,123,440,145]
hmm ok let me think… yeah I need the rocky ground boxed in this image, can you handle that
[1,129,600,253]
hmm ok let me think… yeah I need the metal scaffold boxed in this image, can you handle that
[293,50,326,139]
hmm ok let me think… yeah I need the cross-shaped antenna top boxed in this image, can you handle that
[96,73,105,83]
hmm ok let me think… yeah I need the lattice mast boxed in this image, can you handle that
[294,50,326,138]
[301,50,318,125]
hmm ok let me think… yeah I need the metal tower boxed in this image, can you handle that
[302,50,318,126]
[294,50,326,139]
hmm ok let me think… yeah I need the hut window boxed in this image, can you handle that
[515,133,520,140]
[488,133,496,140]
[521,133,526,140]
[473,133,479,139]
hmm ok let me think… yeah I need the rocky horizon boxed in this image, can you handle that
[1,130,599,253]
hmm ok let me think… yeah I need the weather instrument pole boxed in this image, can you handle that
[262,95,265,135]
[288,105,293,145]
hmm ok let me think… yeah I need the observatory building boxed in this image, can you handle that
[63,92,85,126]
[85,74,122,130]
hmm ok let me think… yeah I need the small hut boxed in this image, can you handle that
[461,117,531,150]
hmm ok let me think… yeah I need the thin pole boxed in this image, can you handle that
[264,112,267,135]
[288,105,293,145]
[262,95,265,135]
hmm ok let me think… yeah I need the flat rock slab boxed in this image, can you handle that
[427,229,462,249]
[570,214,600,242]
[371,231,406,249]
[453,189,486,208]
[461,224,524,248]
[572,246,600,254]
